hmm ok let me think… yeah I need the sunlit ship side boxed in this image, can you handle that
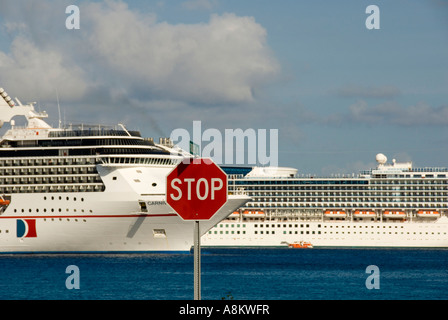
[0,87,249,253]
[202,154,448,248]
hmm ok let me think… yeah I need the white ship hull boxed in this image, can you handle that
[0,86,251,253]
[0,192,248,253]
[1,87,446,251]
[216,156,448,249]
[202,217,448,248]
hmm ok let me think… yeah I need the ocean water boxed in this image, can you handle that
[0,248,447,300]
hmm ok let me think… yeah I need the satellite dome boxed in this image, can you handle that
[376,153,387,164]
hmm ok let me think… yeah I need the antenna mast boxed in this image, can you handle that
[56,88,62,129]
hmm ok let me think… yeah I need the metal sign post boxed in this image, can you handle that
[166,158,228,301]
[193,220,201,300]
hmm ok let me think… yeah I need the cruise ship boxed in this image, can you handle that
[0,87,248,253]
[202,154,448,248]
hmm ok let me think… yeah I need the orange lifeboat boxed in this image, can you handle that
[324,210,346,217]
[0,199,10,206]
[383,210,406,218]
[417,210,440,218]
[243,210,265,216]
[288,241,313,249]
[353,210,376,217]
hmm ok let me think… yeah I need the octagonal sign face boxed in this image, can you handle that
[166,158,228,221]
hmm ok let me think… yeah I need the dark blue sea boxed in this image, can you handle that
[0,248,447,300]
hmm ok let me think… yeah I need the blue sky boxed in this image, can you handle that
[0,0,447,174]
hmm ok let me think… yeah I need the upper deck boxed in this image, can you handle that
[225,154,448,218]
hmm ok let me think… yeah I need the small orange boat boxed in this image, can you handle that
[288,241,313,249]
[0,199,10,206]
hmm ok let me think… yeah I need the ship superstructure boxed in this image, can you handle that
[202,154,448,248]
[0,87,248,253]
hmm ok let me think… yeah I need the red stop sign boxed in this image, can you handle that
[166,158,228,220]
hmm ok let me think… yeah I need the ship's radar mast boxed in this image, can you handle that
[376,153,387,165]
[374,153,412,171]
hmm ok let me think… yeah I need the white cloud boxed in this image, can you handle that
[82,1,280,105]
[0,0,280,108]
[0,36,87,102]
